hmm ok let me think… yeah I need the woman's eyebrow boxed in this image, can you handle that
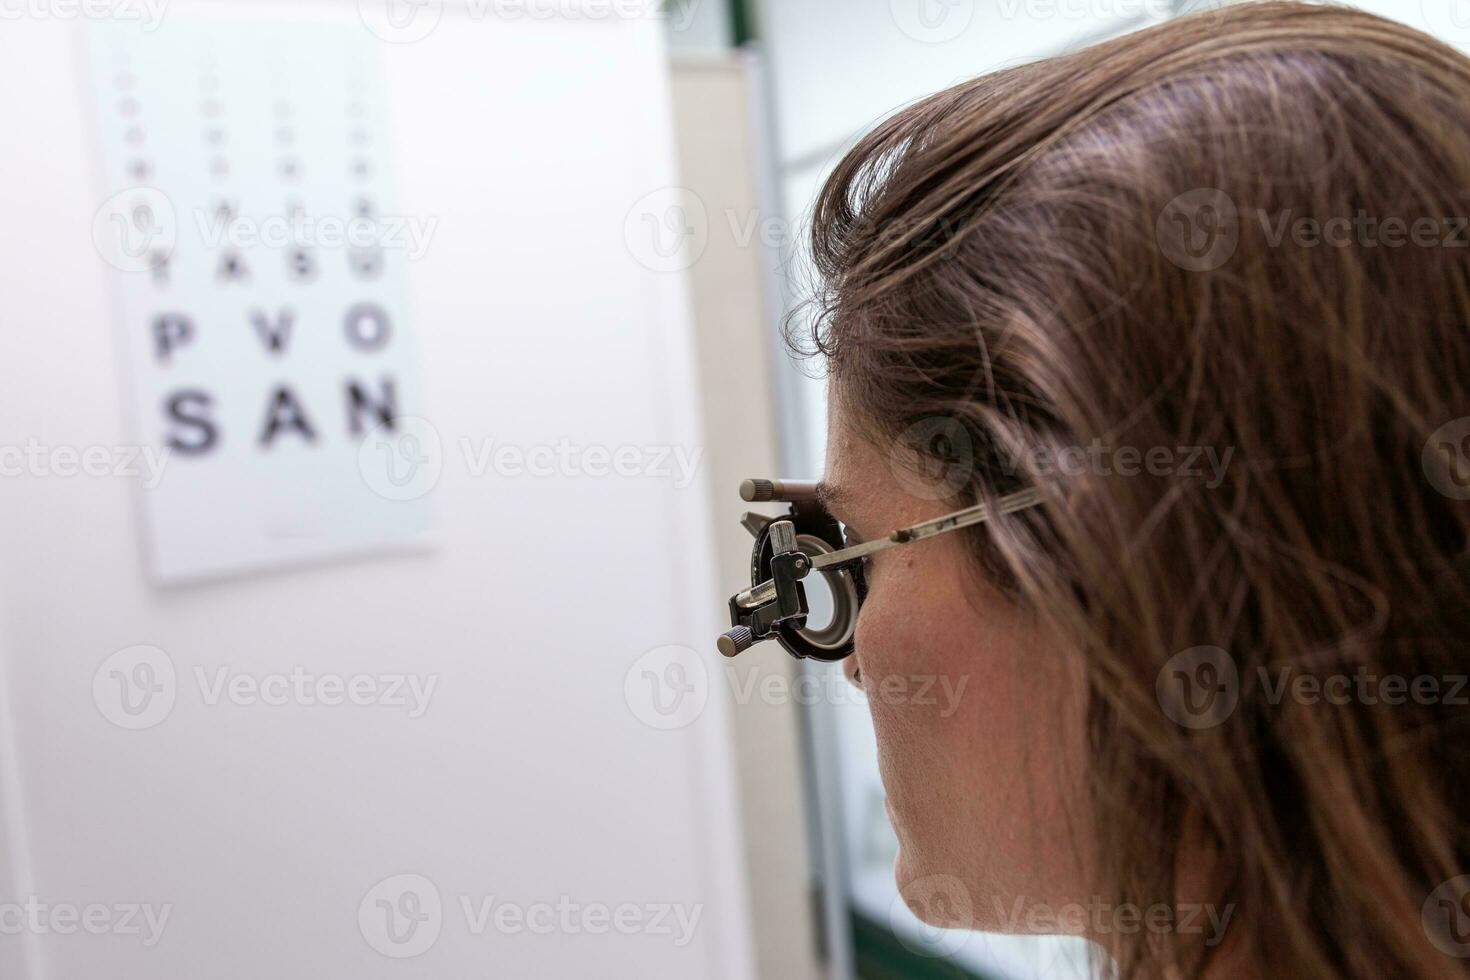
[815,480,850,514]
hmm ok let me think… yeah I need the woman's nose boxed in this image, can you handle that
[842,655,863,688]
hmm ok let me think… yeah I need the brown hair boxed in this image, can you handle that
[797,3,1470,977]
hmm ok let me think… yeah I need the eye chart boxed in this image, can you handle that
[88,18,432,584]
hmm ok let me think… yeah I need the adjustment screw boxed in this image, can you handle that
[717,626,755,658]
[740,478,775,502]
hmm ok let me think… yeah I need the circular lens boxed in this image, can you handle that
[795,535,859,653]
[803,562,837,633]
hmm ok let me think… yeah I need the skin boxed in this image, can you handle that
[821,392,1093,936]
[820,395,1253,978]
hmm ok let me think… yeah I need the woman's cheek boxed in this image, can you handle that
[851,587,901,732]
[852,568,903,689]
[853,569,945,736]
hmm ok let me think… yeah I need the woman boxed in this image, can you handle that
[798,3,1470,977]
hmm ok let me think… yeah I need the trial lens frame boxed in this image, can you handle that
[717,478,1045,662]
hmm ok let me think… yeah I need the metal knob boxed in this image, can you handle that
[738,478,818,504]
[717,626,755,658]
[740,478,775,502]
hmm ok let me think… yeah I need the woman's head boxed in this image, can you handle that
[803,3,1470,977]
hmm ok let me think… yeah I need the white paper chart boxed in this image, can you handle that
[88,17,432,584]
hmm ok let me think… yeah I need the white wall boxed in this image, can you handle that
[670,53,829,980]
[0,4,753,978]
